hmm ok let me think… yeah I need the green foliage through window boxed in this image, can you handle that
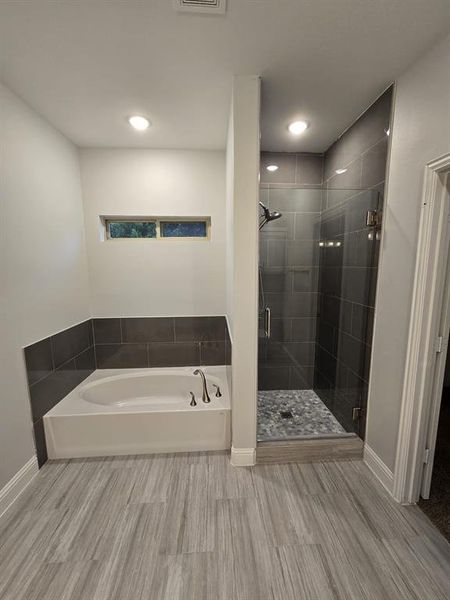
[161,221,207,238]
[108,221,156,239]
[105,218,209,240]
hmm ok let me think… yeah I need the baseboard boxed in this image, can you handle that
[364,444,394,496]
[0,456,39,521]
[231,446,255,467]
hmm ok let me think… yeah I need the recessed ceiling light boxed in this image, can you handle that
[288,120,308,135]
[335,168,348,175]
[128,115,151,131]
[266,165,279,172]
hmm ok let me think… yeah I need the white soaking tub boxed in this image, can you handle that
[43,366,231,459]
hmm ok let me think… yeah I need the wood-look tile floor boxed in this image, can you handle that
[1,452,449,600]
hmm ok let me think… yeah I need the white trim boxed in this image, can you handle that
[364,444,394,496]
[0,457,39,521]
[230,446,256,467]
[393,153,450,504]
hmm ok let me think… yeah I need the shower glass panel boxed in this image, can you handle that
[258,185,381,442]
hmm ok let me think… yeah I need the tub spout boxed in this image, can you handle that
[193,369,211,404]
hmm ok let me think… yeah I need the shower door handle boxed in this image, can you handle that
[264,307,271,339]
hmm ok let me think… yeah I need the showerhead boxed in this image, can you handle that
[259,201,282,230]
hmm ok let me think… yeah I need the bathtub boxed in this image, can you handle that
[44,366,231,459]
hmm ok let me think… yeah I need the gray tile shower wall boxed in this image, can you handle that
[260,152,323,186]
[314,86,393,437]
[24,320,95,467]
[259,154,324,390]
[24,316,231,467]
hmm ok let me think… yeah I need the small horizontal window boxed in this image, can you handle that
[160,221,207,238]
[108,221,156,239]
[103,217,210,240]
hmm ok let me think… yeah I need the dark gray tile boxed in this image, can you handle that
[33,418,47,468]
[259,211,295,240]
[343,230,379,268]
[259,340,295,367]
[361,137,388,188]
[351,86,393,156]
[261,268,291,293]
[290,365,315,388]
[268,318,292,342]
[260,152,296,184]
[284,342,316,366]
[51,320,93,368]
[292,266,319,292]
[266,292,318,318]
[336,333,368,380]
[266,239,286,267]
[341,267,377,306]
[93,318,121,344]
[121,317,174,343]
[352,304,375,345]
[294,212,321,241]
[315,346,337,384]
[29,360,89,422]
[319,294,341,326]
[268,187,323,212]
[174,316,226,342]
[323,86,393,181]
[95,344,148,369]
[258,366,290,390]
[291,318,316,342]
[286,241,319,267]
[325,157,362,192]
[225,337,232,365]
[295,153,323,185]
[24,338,53,385]
[200,341,227,366]
[147,342,199,367]
[319,267,342,296]
[75,346,96,374]
[317,319,335,356]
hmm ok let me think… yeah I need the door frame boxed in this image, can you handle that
[393,153,450,504]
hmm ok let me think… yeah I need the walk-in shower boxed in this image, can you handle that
[258,184,382,443]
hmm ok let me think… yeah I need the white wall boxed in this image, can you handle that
[0,84,91,488]
[367,33,450,472]
[229,76,261,464]
[80,149,226,318]
[225,102,234,337]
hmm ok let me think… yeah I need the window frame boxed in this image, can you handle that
[102,216,211,241]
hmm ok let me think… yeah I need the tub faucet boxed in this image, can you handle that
[193,369,211,404]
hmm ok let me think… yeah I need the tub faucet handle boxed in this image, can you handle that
[189,392,197,407]
[213,384,222,398]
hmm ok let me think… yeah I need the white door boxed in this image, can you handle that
[421,175,450,498]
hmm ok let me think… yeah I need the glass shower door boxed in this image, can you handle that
[258,185,381,442]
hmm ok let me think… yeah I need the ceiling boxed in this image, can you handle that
[1,0,449,152]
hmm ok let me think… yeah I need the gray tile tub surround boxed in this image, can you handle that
[93,316,231,369]
[24,320,95,467]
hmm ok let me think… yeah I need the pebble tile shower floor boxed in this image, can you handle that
[258,389,346,441]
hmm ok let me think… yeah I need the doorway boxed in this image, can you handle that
[394,155,450,505]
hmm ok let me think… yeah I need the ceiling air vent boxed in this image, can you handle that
[173,0,227,14]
